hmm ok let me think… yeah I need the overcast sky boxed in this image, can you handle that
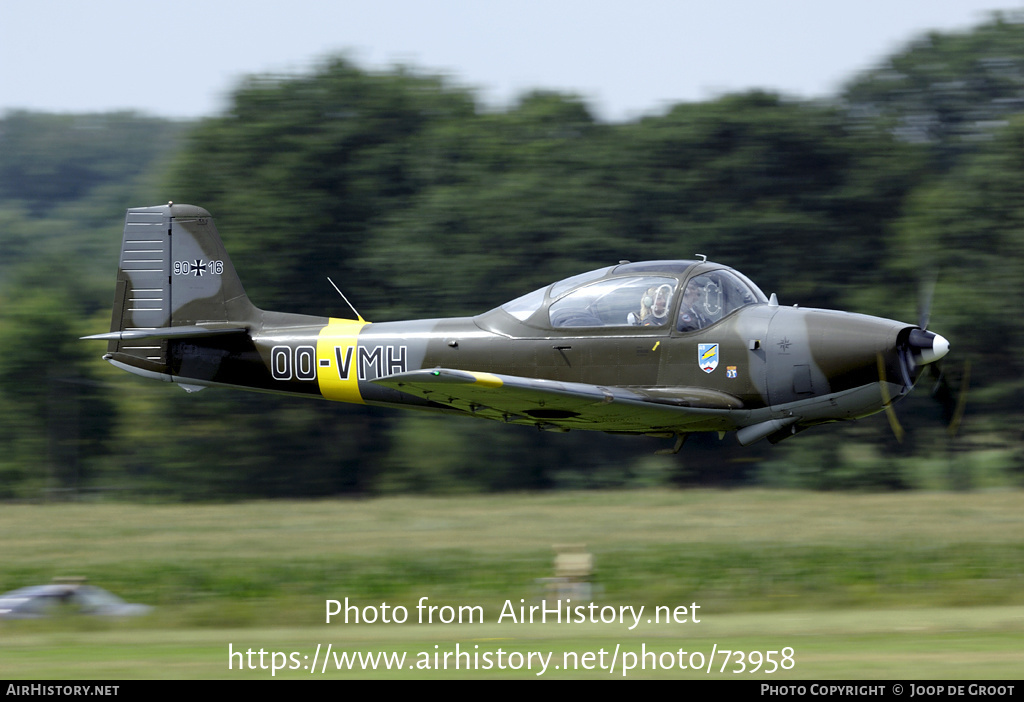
[1,1,1020,122]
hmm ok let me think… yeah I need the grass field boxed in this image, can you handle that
[1,489,1022,678]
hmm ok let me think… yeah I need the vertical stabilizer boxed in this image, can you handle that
[98,204,259,371]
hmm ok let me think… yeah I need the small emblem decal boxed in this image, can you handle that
[698,343,720,374]
[726,366,737,378]
[777,337,792,353]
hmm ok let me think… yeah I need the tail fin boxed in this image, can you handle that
[85,204,258,373]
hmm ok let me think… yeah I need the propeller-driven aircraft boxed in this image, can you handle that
[83,204,950,450]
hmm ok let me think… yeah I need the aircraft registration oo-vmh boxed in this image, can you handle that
[83,204,950,451]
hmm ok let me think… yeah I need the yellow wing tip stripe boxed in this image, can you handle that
[469,372,504,388]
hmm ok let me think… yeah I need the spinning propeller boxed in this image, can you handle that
[878,279,966,442]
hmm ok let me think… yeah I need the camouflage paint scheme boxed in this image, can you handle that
[84,205,949,446]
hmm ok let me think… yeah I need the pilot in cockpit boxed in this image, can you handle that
[628,284,672,326]
[677,281,708,332]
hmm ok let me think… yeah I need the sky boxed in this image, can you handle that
[1,0,1021,122]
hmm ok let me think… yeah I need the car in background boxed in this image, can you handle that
[0,582,152,619]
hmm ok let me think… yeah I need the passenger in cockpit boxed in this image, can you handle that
[629,284,672,326]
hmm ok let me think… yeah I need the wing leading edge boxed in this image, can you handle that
[371,368,743,434]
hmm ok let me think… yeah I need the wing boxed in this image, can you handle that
[371,368,743,434]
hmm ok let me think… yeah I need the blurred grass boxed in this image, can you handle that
[2,489,1022,678]
[1,489,1021,618]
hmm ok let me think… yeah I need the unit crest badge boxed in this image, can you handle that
[698,343,719,374]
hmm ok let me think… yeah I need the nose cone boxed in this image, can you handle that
[908,329,950,365]
[927,333,950,364]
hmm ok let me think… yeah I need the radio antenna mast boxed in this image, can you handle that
[327,277,365,322]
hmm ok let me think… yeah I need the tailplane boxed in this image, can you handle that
[83,204,258,374]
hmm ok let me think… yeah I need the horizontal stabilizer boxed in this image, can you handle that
[81,326,249,341]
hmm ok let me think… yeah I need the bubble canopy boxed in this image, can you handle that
[496,261,768,331]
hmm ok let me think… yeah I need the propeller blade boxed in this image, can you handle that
[877,353,905,443]
[918,274,936,331]
[930,359,969,437]
[947,359,970,438]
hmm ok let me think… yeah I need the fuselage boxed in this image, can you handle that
[131,278,920,440]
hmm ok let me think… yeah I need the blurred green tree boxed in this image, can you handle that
[843,12,1024,168]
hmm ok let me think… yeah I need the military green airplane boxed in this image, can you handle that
[83,204,949,449]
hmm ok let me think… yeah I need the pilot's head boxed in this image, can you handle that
[682,282,700,307]
[642,284,672,322]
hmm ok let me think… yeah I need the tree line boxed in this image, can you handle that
[2,14,1023,499]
